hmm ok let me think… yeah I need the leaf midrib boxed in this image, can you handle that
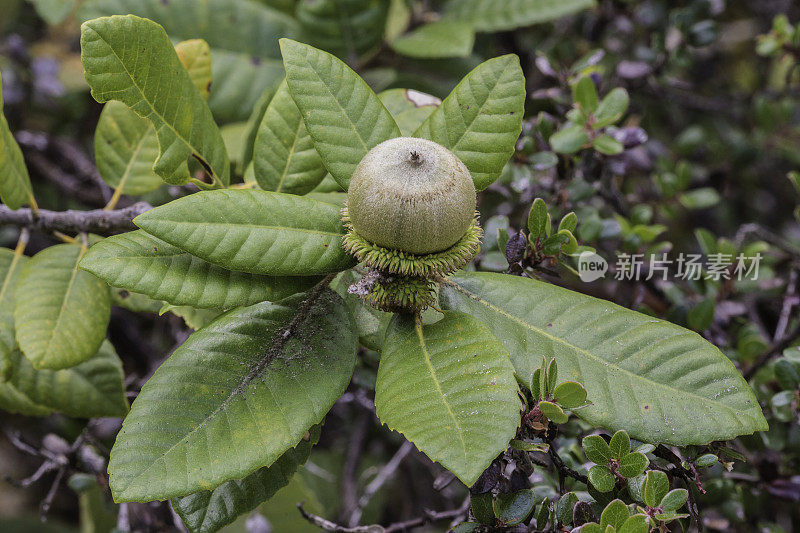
[275,119,304,193]
[414,315,468,468]
[115,126,153,194]
[443,278,747,418]
[148,219,343,237]
[39,247,86,366]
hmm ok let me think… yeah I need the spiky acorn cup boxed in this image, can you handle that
[342,137,482,313]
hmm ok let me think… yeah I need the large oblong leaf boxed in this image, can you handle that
[80,15,230,187]
[173,425,321,533]
[80,231,318,309]
[108,289,357,502]
[79,0,297,122]
[375,311,521,487]
[413,55,525,191]
[0,71,35,210]
[444,0,597,32]
[14,244,111,370]
[439,272,769,445]
[94,101,162,195]
[253,80,327,195]
[279,38,401,190]
[3,342,128,418]
[133,190,355,276]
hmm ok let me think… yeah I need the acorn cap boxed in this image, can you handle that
[347,137,476,255]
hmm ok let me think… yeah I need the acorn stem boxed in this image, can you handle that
[408,150,422,166]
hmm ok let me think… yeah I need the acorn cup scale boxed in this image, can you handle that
[342,137,483,313]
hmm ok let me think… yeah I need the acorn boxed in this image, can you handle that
[342,137,483,312]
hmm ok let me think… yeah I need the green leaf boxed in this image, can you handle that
[775,359,800,390]
[659,488,688,511]
[608,430,630,460]
[81,230,317,309]
[619,452,648,478]
[443,0,596,32]
[108,289,357,502]
[494,489,535,525]
[549,125,589,154]
[559,211,578,233]
[79,0,297,122]
[175,39,213,100]
[413,55,525,191]
[582,435,612,465]
[173,426,321,533]
[0,379,51,416]
[94,101,162,195]
[528,198,548,241]
[0,71,36,210]
[68,474,118,533]
[375,311,521,487]
[391,21,475,59]
[580,524,604,533]
[530,368,542,400]
[593,134,624,156]
[552,381,587,408]
[695,453,718,468]
[546,358,558,394]
[573,76,599,113]
[618,515,648,533]
[470,492,494,524]
[643,470,668,508]
[133,190,355,276]
[595,88,629,128]
[600,499,629,530]
[4,342,128,418]
[29,0,77,25]
[164,305,222,331]
[80,15,230,187]
[679,188,721,210]
[0,247,26,379]
[588,465,615,493]
[379,89,441,137]
[555,492,578,525]
[280,38,401,190]
[538,400,568,424]
[439,272,768,445]
[253,80,327,195]
[241,86,278,171]
[295,0,388,60]
[15,244,110,370]
[687,298,715,331]
[653,510,689,522]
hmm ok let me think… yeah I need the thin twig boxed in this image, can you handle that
[744,321,800,380]
[0,202,151,235]
[349,441,415,526]
[298,501,468,533]
[341,412,371,523]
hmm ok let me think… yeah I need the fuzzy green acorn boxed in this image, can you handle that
[342,137,483,312]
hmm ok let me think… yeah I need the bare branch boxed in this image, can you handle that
[0,202,151,235]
